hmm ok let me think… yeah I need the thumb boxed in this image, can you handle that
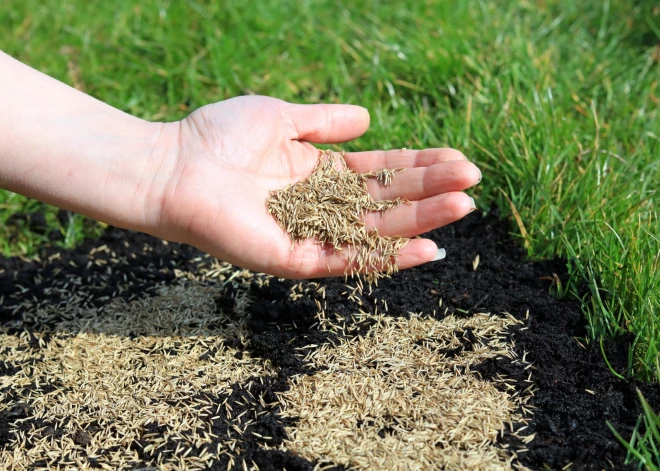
[284,103,370,143]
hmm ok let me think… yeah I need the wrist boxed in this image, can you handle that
[127,119,182,237]
[55,115,182,236]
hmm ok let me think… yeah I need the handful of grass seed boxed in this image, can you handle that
[267,150,410,284]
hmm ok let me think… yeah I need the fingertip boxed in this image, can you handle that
[353,104,370,125]
[286,103,371,143]
[418,238,440,261]
[464,161,482,186]
[438,148,468,161]
[431,248,446,261]
[398,238,439,269]
[444,192,476,216]
[338,104,370,140]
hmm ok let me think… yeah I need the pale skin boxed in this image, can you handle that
[0,50,481,278]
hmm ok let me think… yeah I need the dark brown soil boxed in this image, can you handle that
[1,208,658,470]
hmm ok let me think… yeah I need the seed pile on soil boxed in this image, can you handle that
[1,208,659,470]
[281,312,534,470]
[267,149,409,283]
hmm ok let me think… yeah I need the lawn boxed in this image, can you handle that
[1,0,659,464]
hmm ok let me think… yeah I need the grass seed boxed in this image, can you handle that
[267,150,409,284]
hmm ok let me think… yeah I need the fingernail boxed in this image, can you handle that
[477,169,482,184]
[469,197,477,212]
[432,248,446,261]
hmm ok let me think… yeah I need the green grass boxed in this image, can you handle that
[610,389,660,470]
[1,0,659,461]
[0,193,105,255]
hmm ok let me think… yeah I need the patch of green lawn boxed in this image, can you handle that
[1,0,659,460]
[610,389,660,470]
[0,192,105,255]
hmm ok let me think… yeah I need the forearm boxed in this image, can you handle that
[0,50,176,233]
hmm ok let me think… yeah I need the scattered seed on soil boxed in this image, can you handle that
[281,311,532,471]
[267,149,410,285]
[1,212,658,471]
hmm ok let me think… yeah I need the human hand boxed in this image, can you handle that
[151,96,481,278]
[0,52,477,276]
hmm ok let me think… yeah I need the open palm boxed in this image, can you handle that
[157,96,480,278]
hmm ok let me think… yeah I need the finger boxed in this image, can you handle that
[364,192,475,238]
[343,147,467,173]
[284,103,370,143]
[367,160,481,201]
[285,237,441,279]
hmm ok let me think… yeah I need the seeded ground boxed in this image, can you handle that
[267,150,409,284]
[0,229,533,470]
